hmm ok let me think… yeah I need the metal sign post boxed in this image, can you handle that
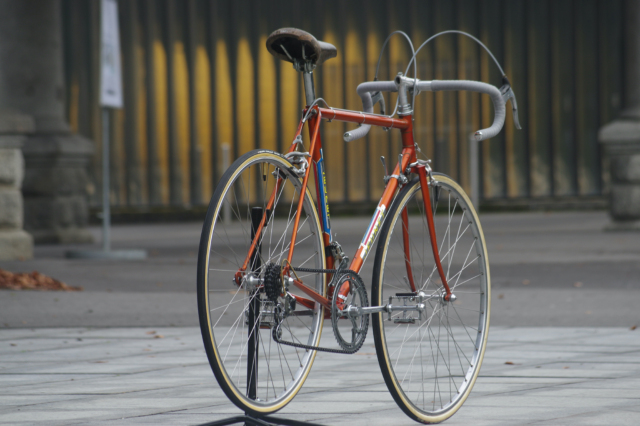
[67,0,145,260]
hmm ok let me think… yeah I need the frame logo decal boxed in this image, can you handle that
[360,204,385,259]
[317,150,331,238]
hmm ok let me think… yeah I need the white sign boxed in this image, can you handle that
[100,0,123,108]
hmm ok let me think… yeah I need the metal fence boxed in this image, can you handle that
[62,0,623,211]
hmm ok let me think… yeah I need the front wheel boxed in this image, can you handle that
[197,150,326,415]
[371,173,490,423]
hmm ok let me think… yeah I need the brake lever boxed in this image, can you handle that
[370,91,386,115]
[500,75,522,130]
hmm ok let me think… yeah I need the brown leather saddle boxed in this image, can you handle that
[266,28,337,69]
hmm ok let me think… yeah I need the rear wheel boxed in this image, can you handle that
[372,173,490,423]
[197,150,325,415]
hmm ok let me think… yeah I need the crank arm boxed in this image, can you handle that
[341,290,452,318]
[342,303,428,317]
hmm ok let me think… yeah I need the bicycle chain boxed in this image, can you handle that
[272,327,359,354]
[271,266,363,355]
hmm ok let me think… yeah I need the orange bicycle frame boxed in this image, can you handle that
[235,105,453,312]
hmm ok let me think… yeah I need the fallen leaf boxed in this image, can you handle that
[631,325,637,331]
[154,335,164,339]
[498,294,504,300]
[146,331,156,335]
[10,343,16,347]
[0,268,81,291]
[504,361,515,365]
[563,366,570,369]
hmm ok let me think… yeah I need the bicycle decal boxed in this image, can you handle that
[359,204,385,259]
[316,149,332,239]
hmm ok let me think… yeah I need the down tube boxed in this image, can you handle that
[315,149,332,241]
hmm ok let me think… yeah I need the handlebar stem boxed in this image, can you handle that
[394,73,413,116]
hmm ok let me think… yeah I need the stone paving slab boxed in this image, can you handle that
[1,326,640,425]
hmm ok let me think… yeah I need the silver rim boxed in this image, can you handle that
[376,176,489,418]
[203,153,324,410]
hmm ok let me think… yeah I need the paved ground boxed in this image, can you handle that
[1,211,640,424]
[1,326,639,425]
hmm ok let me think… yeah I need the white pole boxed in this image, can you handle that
[469,133,479,209]
[65,0,145,259]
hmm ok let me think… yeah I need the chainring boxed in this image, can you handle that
[331,270,369,353]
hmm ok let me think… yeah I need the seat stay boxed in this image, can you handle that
[285,110,322,266]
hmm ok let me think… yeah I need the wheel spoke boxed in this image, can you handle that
[372,175,489,421]
[197,152,325,411]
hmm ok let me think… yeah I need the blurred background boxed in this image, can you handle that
[63,0,621,213]
[0,0,628,252]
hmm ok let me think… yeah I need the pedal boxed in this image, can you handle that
[387,292,426,323]
[394,318,416,324]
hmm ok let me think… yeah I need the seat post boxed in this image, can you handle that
[302,69,316,107]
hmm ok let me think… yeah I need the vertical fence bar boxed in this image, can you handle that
[505,0,529,198]
[480,0,506,198]
[575,0,600,196]
[165,0,183,205]
[551,0,576,196]
[121,0,143,205]
[186,0,202,205]
[144,0,162,205]
[206,0,219,192]
[221,143,231,225]
[102,108,111,250]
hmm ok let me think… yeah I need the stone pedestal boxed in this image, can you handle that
[599,0,640,230]
[599,119,640,230]
[22,135,94,243]
[0,111,34,259]
[0,0,93,244]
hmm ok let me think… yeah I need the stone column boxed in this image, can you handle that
[0,111,34,259]
[0,0,93,243]
[599,0,640,230]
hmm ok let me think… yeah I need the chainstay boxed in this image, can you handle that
[292,266,356,275]
[273,267,362,354]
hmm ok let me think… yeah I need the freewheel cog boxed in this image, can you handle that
[331,271,369,353]
[263,263,282,302]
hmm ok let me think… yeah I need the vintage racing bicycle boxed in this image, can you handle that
[197,27,521,424]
